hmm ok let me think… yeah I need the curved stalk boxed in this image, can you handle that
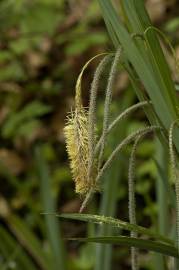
[98,48,122,171]
[95,101,150,156]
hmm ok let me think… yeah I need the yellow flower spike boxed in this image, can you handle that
[64,53,107,195]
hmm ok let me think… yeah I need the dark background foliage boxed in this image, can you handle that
[0,0,179,269]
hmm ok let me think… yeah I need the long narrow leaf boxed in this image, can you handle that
[35,146,66,270]
[5,214,50,270]
[95,89,134,270]
[68,236,179,259]
[0,226,37,270]
[98,0,179,153]
[57,213,172,245]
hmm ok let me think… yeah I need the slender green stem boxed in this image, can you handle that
[97,126,162,184]
[128,137,139,270]
[98,48,121,171]
[128,130,159,270]
[95,158,122,270]
[88,55,111,182]
[94,92,132,270]
[169,121,179,250]
[95,101,150,156]
[81,126,162,211]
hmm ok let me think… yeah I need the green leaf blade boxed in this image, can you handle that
[68,236,179,259]
[57,213,173,245]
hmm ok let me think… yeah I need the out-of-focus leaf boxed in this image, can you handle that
[35,146,66,270]
[136,140,154,157]
[20,3,62,35]
[175,84,179,91]
[2,101,52,138]
[15,119,40,138]
[136,179,151,195]
[0,51,13,62]
[4,214,50,270]
[165,18,179,32]
[65,33,108,55]
[73,244,94,269]
[0,226,37,270]
[0,61,26,81]
[137,160,156,178]
[10,39,31,55]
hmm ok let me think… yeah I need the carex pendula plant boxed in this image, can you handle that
[61,1,179,269]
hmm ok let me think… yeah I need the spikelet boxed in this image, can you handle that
[64,54,106,194]
[64,108,88,194]
[64,108,96,194]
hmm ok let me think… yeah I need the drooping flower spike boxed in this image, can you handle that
[64,53,108,195]
[64,49,154,210]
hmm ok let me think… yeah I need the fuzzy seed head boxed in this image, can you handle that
[64,107,97,194]
[64,53,106,196]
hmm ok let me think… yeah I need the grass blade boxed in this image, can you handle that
[98,0,179,153]
[0,226,37,270]
[68,236,179,259]
[35,146,66,270]
[4,214,50,270]
[154,139,169,269]
[57,213,172,245]
[95,87,134,270]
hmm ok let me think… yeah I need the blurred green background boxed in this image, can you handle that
[0,0,179,269]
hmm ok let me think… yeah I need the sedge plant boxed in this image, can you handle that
[61,1,179,269]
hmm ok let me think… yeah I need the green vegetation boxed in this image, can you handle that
[0,0,179,269]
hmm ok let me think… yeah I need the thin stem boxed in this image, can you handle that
[98,48,122,171]
[128,137,139,270]
[128,130,154,270]
[95,101,150,156]
[75,53,108,109]
[88,55,111,182]
[79,189,93,213]
[80,126,162,211]
[128,128,165,270]
[96,126,162,184]
[169,120,179,250]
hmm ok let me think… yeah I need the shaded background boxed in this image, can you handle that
[0,0,179,269]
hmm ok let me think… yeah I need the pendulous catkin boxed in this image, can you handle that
[64,107,97,194]
[63,54,108,195]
